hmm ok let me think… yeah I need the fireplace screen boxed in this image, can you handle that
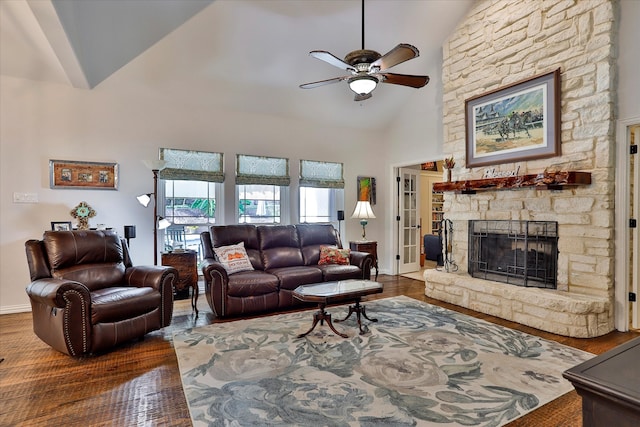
[468,220,558,289]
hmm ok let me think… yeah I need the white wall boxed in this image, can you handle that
[0,74,385,312]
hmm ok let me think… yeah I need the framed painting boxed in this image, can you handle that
[465,68,561,168]
[51,221,72,231]
[421,162,438,171]
[49,159,119,190]
[357,176,376,205]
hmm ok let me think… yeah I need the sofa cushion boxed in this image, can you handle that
[267,266,323,290]
[210,225,263,270]
[214,242,254,274]
[259,225,303,269]
[52,262,127,292]
[91,286,160,324]
[297,223,341,265]
[226,271,279,297]
[318,246,351,265]
[316,264,363,282]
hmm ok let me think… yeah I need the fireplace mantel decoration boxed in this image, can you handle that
[433,171,591,194]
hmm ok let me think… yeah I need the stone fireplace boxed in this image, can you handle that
[468,220,558,289]
[424,0,617,338]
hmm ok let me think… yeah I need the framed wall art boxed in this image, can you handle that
[49,159,119,190]
[421,162,438,171]
[51,221,72,231]
[357,176,376,205]
[465,68,561,168]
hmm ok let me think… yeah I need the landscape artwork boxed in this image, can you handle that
[472,86,545,157]
[465,69,560,168]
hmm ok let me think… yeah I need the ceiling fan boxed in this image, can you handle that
[299,0,429,101]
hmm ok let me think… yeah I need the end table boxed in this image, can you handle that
[349,240,378,280]
[161,250,198,315]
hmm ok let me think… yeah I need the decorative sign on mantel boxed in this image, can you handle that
[482,166,521,179]
[433,171,591,194]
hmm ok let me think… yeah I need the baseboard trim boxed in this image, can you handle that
[0,304,31,315]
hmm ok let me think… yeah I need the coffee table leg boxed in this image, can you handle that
[298,303,348,339]
[335,299,378,335]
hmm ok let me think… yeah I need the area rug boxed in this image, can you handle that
[173,296,593,426]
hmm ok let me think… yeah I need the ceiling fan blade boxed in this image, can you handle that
[369,44,419,72]
[379,73,430,88]
[309,51,356,72]
[299,76,349,89]
[354,93,373,102]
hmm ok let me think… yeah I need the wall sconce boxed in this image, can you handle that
[351,200,375,240]
[138,159,169,265]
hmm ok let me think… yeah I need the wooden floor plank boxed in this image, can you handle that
[1,275,637,426]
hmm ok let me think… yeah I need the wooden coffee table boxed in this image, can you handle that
[292,279,383,338]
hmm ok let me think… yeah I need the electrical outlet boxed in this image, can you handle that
[13,192,39,203]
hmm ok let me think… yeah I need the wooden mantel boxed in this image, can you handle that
[433,171,591,193]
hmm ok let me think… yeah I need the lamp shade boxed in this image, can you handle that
[348,76,378,95]
[142,159,167,171]
[351,201,376,219]
[136,193,152,207]
[158,217,172,230]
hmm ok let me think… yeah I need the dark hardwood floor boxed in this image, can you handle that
[1,275,637,426]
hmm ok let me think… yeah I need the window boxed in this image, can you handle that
[159,148,223,259]
[163,179,217,252]
[236,154,290,224]
[238,184,281,223]
[299,160,344,223]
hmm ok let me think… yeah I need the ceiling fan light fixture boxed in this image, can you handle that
[348,75,378,95]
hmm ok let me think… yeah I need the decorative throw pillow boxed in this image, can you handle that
[318,246,351,265]
[213,242,254,274]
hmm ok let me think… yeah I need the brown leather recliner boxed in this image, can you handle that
[25,230,177,357]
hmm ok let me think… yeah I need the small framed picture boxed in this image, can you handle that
[51,221,72,231]
[49,159,118,190]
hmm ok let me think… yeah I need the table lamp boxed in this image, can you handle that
[351,200,375,240]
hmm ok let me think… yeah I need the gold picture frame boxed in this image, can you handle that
[49,159,118,190]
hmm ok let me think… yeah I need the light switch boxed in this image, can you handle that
[13,192,39,203]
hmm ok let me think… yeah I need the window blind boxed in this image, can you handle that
[236,154,290,186]
[299,159,344,189]
[158,148,224,182]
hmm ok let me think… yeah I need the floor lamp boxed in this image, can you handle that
[138,160,170,265]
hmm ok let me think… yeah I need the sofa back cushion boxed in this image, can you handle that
[43,230,126,291]
[296,223,342,265]
[209,224,263,270]
[258,225,303,270]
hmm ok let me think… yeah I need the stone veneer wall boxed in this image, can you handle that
[426,0,618,337]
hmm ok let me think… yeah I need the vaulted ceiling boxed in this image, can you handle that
[1,0,474,130]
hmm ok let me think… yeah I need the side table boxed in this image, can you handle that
[563,336,640,427]
[161,250,198,315]
[349,241,378,280]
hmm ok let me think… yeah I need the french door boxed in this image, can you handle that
[398,168,421,274]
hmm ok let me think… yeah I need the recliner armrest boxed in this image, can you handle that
[125,265,177,291]
[26,278,90,308]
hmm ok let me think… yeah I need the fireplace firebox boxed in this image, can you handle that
[468,220,558,289]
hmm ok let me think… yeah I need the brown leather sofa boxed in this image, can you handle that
[25,230,177,357]
[200,223,374,317]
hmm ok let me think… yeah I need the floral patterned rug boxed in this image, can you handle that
[173,296,593,426]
